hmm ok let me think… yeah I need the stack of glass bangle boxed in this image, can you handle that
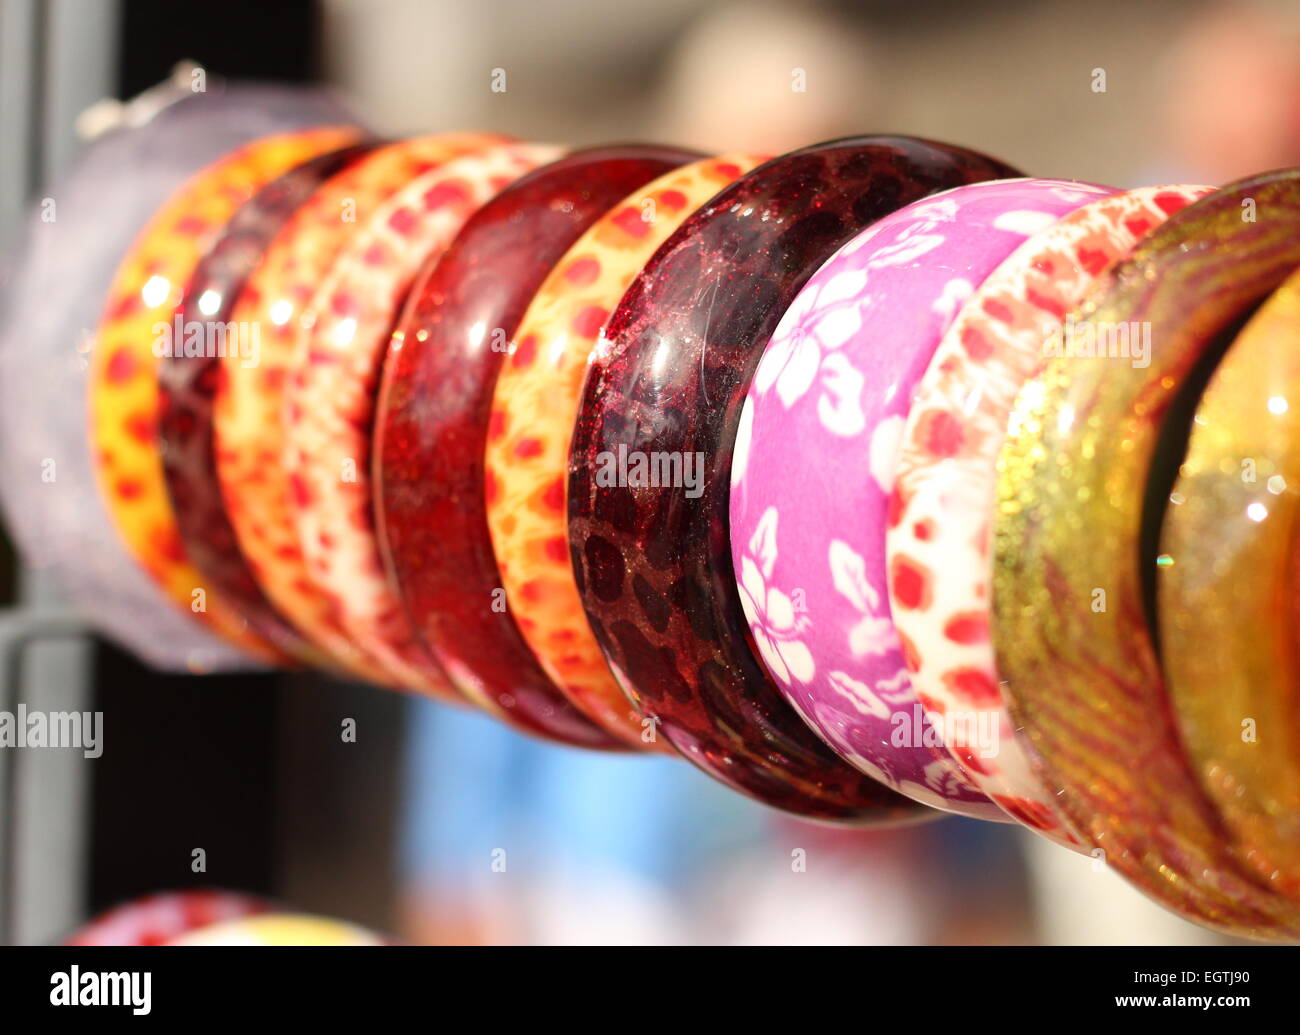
[4,81,1300,940]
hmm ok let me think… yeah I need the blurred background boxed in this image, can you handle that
[3,0,1298,946]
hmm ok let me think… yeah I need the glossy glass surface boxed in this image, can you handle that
[89,126,360,663]
[567,136,1020,819]
[886,184,1210,843]
[993,169,1300,937]
[285,141,559,699]
[732,178,1108,819]
[1159,265,1300,898]
[216,134,502,683]
[157,144,373,666]
[376,145,701,748]
[484,154,765,749]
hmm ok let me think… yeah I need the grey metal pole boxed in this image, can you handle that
[0,0,121,946]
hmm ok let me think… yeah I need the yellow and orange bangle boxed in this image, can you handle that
[90,126,362,663]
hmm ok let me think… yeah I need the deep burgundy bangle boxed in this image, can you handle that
[157,143,377,665]
[566,136,1022,819]
[375,144,701,749]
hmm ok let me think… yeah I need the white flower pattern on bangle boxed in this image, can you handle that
[886,183,1212,842]
[736,506,814,685]
[829,539,896,661]
[732,177,1111,818]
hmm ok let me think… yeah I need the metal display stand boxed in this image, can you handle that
[0,0,409,947]
[0,606,92,945]
[0,0,119,948]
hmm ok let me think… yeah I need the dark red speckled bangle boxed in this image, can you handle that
[375,144,701,749]
[566,136,1022,819]
[157,143,376,666]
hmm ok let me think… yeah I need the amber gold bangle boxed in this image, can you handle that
[1158,266,1300,898]
[992,168,1300,938]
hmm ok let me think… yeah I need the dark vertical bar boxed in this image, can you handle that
[116,0,322,97]
[88,644,284,910]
